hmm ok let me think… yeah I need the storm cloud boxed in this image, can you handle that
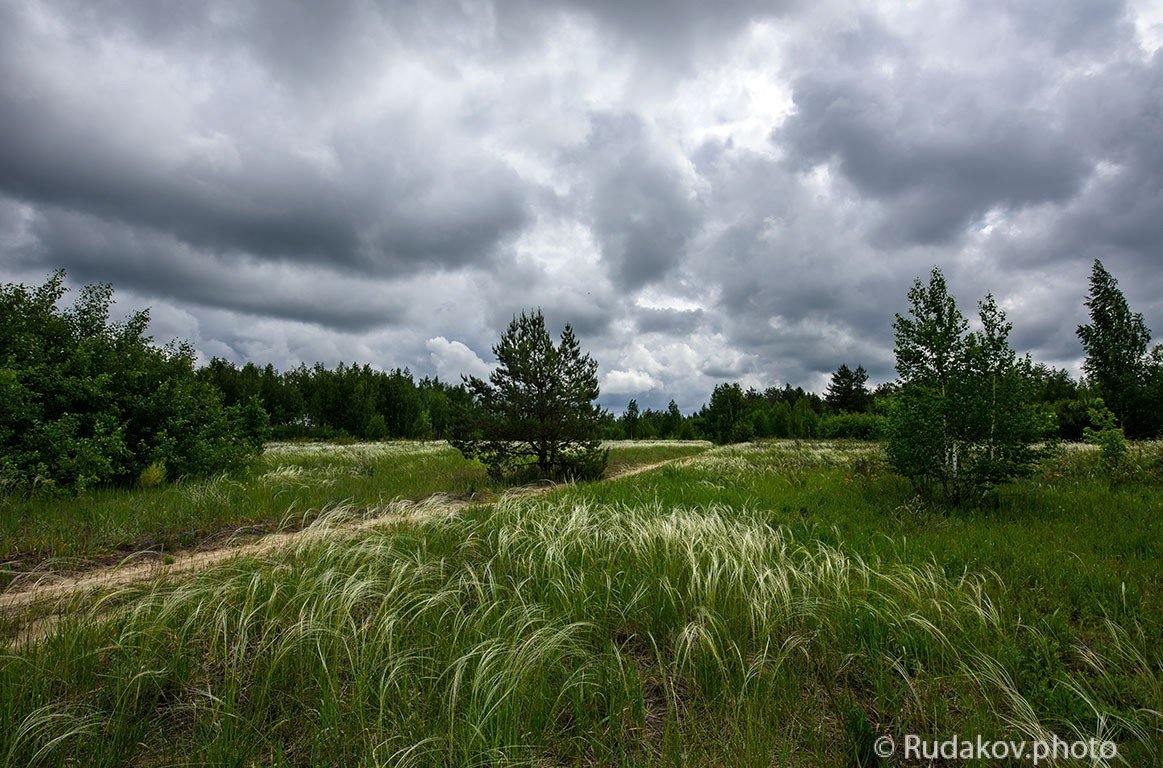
[2,0,1161,411]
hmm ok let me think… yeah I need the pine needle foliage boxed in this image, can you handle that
[451,310,608,481]
[1077,259,1156,436]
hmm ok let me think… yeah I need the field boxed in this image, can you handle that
[1,441,1161,766]
[0,440,708,586]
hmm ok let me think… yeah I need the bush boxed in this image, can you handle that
[1083,402,1132,484]
[137,460,167,489]
[0,272,268,494]
[817,412,886,439]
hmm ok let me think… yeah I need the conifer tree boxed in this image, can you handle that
[825,363,871,413]
[450,310,608,480]
[621,399,640,440]
[1077,260,1153,436]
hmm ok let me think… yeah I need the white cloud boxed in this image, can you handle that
[426,337,492,381]
[1130,0,1163,55]
[601,369,662,395]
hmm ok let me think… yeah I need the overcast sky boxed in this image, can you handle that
[3,0,1162,410]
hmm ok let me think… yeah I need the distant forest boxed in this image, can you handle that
[198,357,1102,444]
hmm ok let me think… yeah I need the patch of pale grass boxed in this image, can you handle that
[263,440,452,459]
[177,473,243,506]
[603,440,713,449]
[259,464,345,485]
[688,440,883,476]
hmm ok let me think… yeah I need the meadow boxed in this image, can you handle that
[0,440,1160,766]
[0,440,708,586]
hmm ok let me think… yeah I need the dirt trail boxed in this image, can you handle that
[1,456,690,621]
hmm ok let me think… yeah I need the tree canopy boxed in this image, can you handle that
[887,268,1048,505]
[0,272,267,493]
[450,310,608,481]
[825,363,871,413]
[1077,259,1158,437]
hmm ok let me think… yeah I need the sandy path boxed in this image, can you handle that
[1,456,690,622]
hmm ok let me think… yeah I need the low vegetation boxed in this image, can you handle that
[0,440,707,584]
[2,441,1159,766]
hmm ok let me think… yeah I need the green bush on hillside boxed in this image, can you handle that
[0,271,267,494]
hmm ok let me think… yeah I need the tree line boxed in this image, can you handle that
[617,358,1116,447]
[206,332,1137,451]
[651,261,1161,449]
[196,359,469,441]
[2,259,1158,494]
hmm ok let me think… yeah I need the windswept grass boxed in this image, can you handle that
[0,440,708,582]
[1,441,1159,766]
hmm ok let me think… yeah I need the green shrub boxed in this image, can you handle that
[136,460,167,489]
[0,271,268,494]
[817,412,886,439]
[1084,402,1132,484]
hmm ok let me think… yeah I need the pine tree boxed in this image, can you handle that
[621,399,640,440]
[825,363,871,413]
[1077,260,1153,436]
[450,310,608,480]
[664,399,682,437]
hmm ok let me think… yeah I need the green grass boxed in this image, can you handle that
[0,440,708,581]
[601,440,709,477]
[574,441,1163,628]
[1,441,1159,766]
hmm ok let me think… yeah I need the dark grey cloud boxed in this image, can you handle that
[1054,53,1163,256]
[0,0,531,284]
[962,50,1163,356]
[55,0,791,84]
[16,206,406,331]
[46,0,441,88]
[634,307,705,335]
[544,0,792,67]
[0,84,530,279]
[568,112,699,290]
[992,0,1134,56]
[702,358,758,380]
[734,0,1163,390]
[778,68,1091,245]
[673,139,908,387]
[1,0,1161,410]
